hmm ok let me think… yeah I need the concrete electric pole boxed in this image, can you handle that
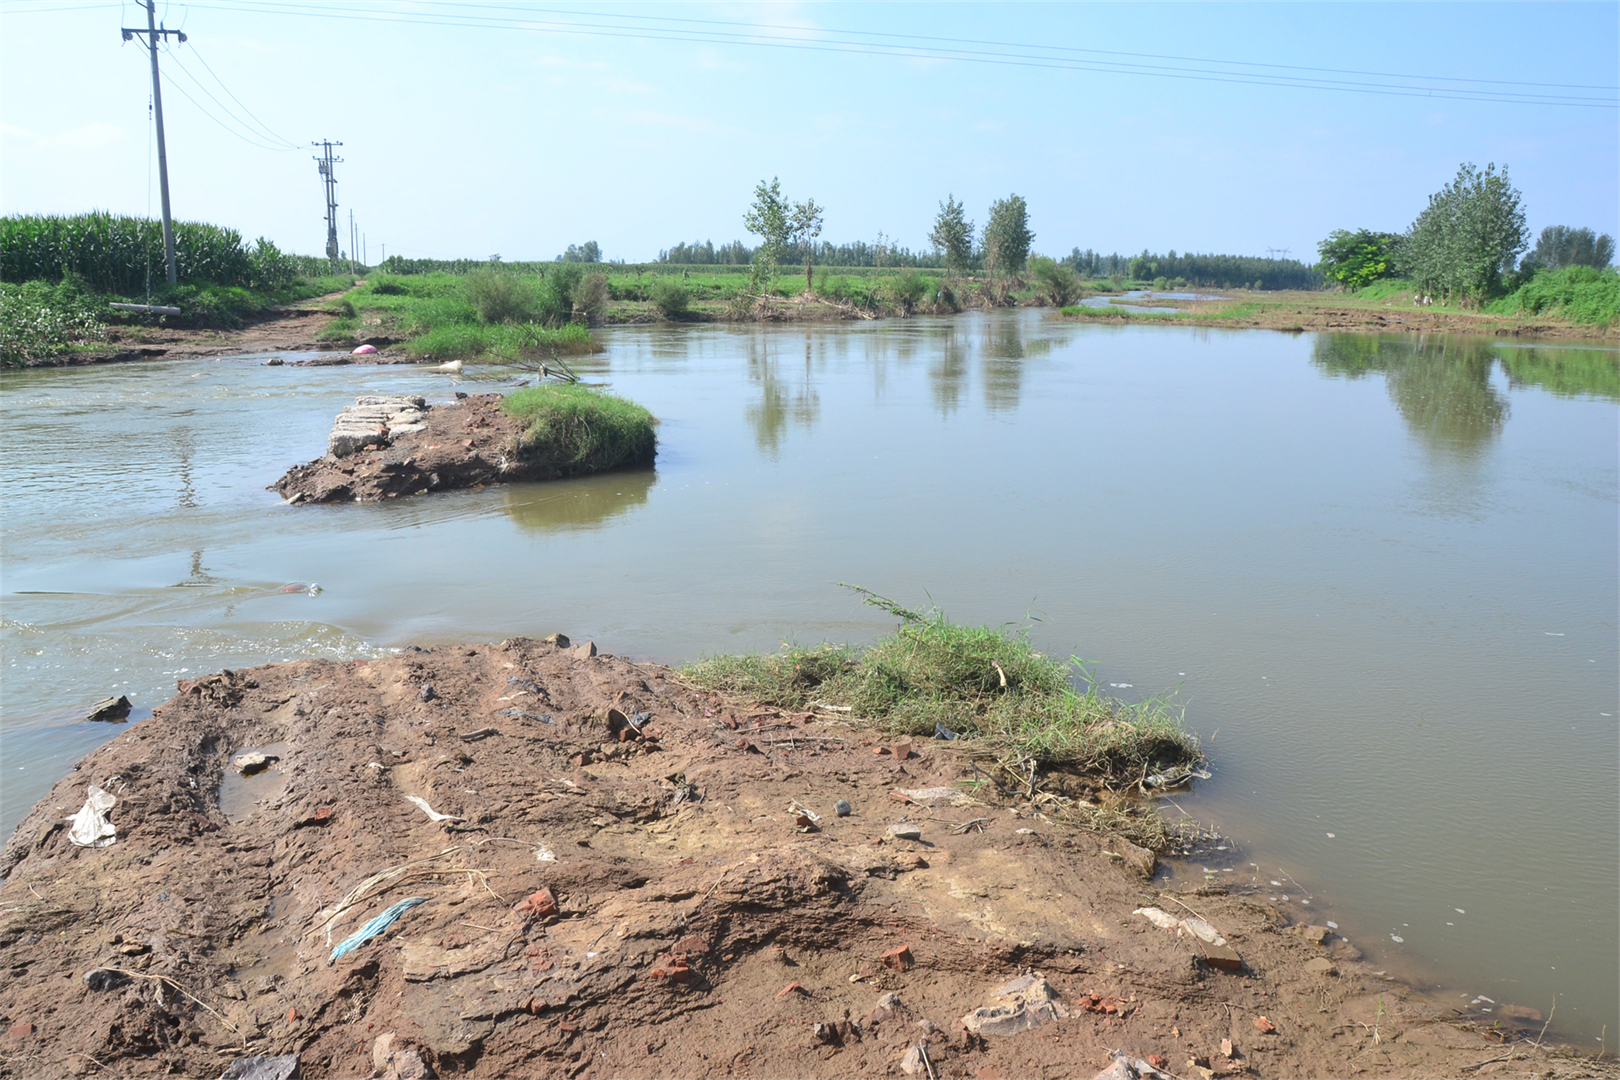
[312,140,343,272]
[121,1,185,284]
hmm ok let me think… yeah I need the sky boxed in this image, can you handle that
[1,1,1616,265]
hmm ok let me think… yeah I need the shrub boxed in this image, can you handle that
[1489,266,1619,325]
[370,278,409,296]
[883,271,929,315]
[573,272,608,323]
[1028,256,1081,307]
[651,277,690,317]
[0,279,106,367]
[501,385,657,474]
[463,268,535,324]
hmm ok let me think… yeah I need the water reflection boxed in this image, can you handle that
[745,335,820,457]
[929,326,970,415]
[1497,346,1620,400]
[500,469,657,531]
[1312,335,1507,459]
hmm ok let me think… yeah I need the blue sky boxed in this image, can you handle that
[2,1,1616,264]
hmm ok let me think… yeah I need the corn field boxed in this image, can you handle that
[0,212,296,293]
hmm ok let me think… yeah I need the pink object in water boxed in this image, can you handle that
[352,343,378,355]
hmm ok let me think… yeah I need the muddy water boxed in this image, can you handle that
[1,313,1615,1044]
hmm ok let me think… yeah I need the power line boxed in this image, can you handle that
[177,0,1616,108]
[155,58,299,152]
[183,40,302,148]
[457,1,1616,93]
[158,40,300,150]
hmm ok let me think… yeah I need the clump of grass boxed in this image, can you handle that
[682,591,1202,786]
[501,384,656,474]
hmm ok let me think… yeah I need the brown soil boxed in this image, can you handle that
[272,395,614,504]
[58,305,347,366]
[1062,292,1617,342]
[0,640,1605,1079]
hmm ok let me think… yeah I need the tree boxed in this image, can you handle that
[929,195,973,274]
[789,197,824,294]
[1316,229,1401,289]
[982,195,1033,277]
[1522,225,1615,272]
[1400,162,1528,304]
[743,177,790,294]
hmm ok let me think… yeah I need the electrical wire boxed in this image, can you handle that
[183,41,302,149]
[159,38,301,148]
[175,0,1616,108]
[494,3,1615,93]
[155,58,299,151]
[6,0,1613,105]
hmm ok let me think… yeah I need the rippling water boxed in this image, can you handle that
[1,313,1615,1043]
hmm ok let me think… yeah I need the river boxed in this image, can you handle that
[2,311,1615,1045]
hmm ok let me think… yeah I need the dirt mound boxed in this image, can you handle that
[273,395,554,504]
[0,641,1602,1079]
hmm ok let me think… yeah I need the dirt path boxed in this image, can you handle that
[1,641,1604,1079]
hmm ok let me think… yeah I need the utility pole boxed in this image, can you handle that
[122,2,186,284]
[312,139,343,272]
[349,209,356,274]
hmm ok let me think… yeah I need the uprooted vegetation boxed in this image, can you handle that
[682,592,1204,849]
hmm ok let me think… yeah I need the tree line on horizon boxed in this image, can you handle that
[650,183,1317,291]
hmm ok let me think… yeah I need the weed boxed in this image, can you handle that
[682,592,1201,788]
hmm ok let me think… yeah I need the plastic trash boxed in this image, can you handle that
[404,795,463,822]
[352,344,378,355]
[1133,906,1180,930]
[68,786,117,848]
[331,897,426,963]
[933,722,958,740]
[221,1054,299,1080]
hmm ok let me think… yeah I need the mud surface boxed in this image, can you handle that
[273,395,598,504]
[1,641,1603,1079]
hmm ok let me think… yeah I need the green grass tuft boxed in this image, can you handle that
[501,384,657,474]
[682,600,1201,786]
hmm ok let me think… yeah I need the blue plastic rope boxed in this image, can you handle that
[330,897,426,963]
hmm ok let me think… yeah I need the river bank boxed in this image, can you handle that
[1,639,1605,1079]
[1060,289,1619,341]
[11,280,1615,372]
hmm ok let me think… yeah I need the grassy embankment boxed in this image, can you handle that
[1058,268,1620,338]
[501,384,657,474]
[0,212,354,367]
[316,270,596,361]
[682,590,1203,849]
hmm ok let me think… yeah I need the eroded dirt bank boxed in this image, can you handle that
[0,641,1604,1079]
[273,395,609,504]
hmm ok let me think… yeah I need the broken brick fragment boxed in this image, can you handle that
[1253,1016,1277,1034]
[514,887,559,918]
[881,945,914,972]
